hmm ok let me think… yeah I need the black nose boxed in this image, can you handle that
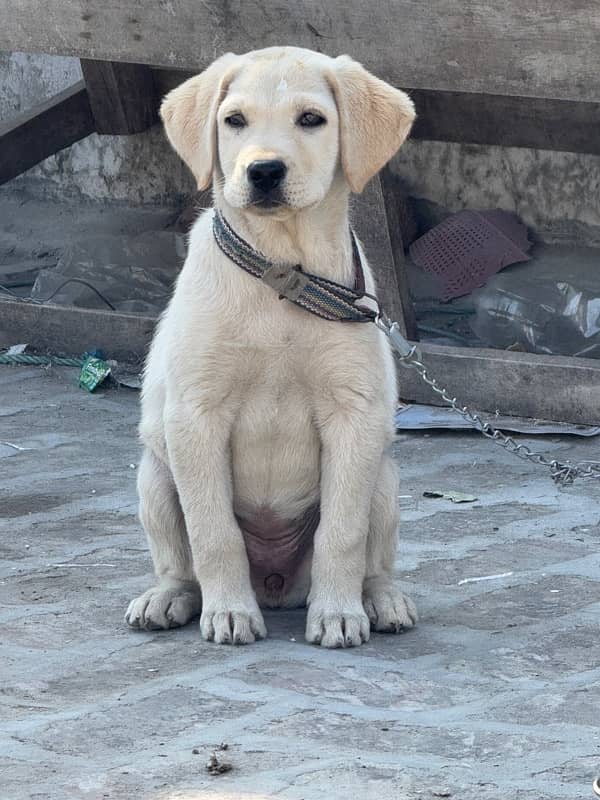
[247,160,287,193]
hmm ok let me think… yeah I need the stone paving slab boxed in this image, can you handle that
[1,365,600,800]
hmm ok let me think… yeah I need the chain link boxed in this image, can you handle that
[376,314,600,486]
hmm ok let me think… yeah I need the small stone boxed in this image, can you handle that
[205,752,233,775]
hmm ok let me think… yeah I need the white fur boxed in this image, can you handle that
[125,47,417,647]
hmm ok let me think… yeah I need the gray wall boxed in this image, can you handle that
[2,51,599,244]
[393,140,600,246]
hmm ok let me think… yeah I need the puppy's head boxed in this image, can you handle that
[160,47,415,214]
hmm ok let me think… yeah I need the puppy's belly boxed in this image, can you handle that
[237,505,319,603]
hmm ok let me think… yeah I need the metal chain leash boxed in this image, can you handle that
[375,314,600,486]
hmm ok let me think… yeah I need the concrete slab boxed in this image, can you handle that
[1,365,600,800]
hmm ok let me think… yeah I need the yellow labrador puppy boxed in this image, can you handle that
[126,46,417,647]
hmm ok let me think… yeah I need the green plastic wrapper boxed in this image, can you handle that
[79,356,111,392]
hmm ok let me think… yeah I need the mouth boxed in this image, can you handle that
[247,191,288,213]
[254,197,281,209]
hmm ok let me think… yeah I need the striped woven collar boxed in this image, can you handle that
[212,209,377,323]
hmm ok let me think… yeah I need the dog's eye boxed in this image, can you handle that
[298,112,326,128]
[225,113,247,128]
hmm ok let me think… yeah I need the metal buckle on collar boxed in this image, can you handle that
[375,309,420,359]
[262,263,311,301]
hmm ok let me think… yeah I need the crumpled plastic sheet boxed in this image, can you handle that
[470,244,600,358]
[395,403,600,436]
[31,231,180,314]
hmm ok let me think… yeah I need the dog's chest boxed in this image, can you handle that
[230,346,320,493]
[231,338,312,433]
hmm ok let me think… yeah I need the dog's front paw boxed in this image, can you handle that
[200,598,266,645]
[125,583,201,631]
[363,580,418,633]
[306,602,370,648]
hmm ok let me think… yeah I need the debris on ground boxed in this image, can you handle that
[78,355,112,392]
[423,489,478,503]
[0,441,28,452]
[1,344,143,393]
[205,751,233,775]
[458,571,514,586]
[110,364,142,390]
[396,403,600,437]
[0,351,83,367]
[7,343,28,355]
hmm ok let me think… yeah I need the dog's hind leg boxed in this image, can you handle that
[125,448,201,630]
[362,454,418,632]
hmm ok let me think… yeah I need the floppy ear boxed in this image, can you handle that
[160,53,238,190]
[327,56,416,194]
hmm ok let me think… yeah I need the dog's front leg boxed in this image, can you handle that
[165,403,266,644]
[307,400,384,648]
